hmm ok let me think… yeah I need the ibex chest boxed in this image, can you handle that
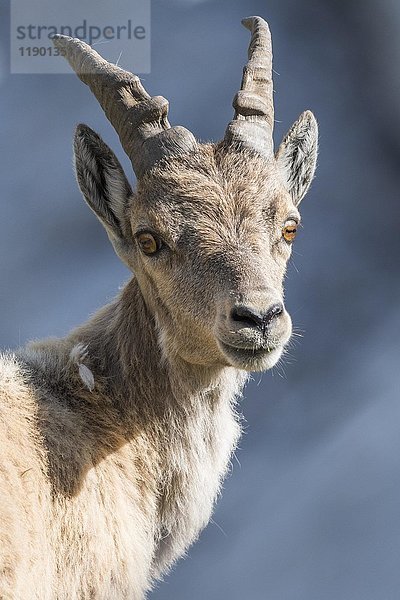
[154,394,241,573]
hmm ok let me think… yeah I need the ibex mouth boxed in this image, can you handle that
[220,341,276,354]
[218,339,283,371]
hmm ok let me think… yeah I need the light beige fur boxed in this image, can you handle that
[0,19,318,600]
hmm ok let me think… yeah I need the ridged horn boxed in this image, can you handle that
[224,16,274,157]
[52,35,198,177]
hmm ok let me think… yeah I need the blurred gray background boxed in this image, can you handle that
[1,1,400,599]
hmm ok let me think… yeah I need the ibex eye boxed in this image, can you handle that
[137,232,161,255]
[282,220,298,243]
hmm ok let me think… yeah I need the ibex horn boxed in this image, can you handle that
[224,16,274,158]
[52,35,198,177]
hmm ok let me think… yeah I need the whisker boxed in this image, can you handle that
[210,518,228,538]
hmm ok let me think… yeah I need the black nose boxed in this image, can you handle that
[231,303,283,333]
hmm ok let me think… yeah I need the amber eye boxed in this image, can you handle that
[282,220,298,243]
[137,232,161,255]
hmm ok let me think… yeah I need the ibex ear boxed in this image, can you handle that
[275,111,318,206]
[73,124,133,256]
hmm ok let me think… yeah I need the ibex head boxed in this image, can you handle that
[54,16,318,372]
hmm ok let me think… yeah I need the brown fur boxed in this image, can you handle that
[0,41,318,600]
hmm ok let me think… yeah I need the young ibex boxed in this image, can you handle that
[0,16,318,599]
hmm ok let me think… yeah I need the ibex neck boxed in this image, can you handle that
[68,277,245,408]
